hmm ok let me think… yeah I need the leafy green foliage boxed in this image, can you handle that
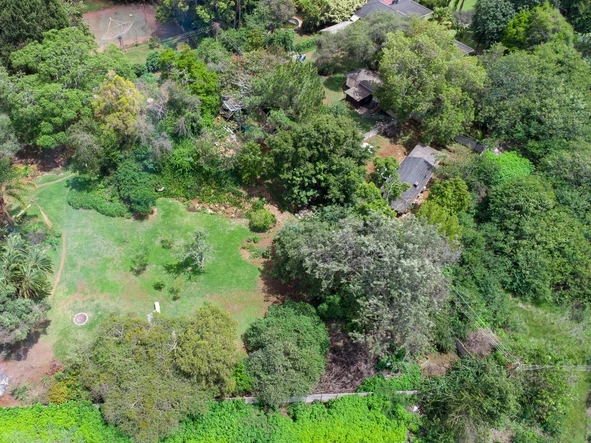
[0,114,19,158]
[478,43,591,159]
[483,150,534,182]
[266,113,370,208]
[357,363,423,392]
[247,62,324,120]
[273,214,459,356]
[416,201,462,239]
[0,0,69,63]
[354,181,395,217]
[244,302,329,406]
[66,177,130,218]
[0,402,129,443]
[166,394,412,442]
[160,48,220,125]
[174,304,239,397]
[472,0,515,47]
[248,209,276,232]
[175,229,213,273]
[428,177,471,213]
[421,357,518,442]
[78,314,211,442]
[316,13,409,73]
[503,3,574,50]
[377,21,486,143]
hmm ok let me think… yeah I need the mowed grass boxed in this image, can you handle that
[322,75,376,133]
[30,177,267,359]
[124,42,152,65]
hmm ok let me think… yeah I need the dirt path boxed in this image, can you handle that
[36,172,75,189]
[31,201,52,229]
[50,234,67,300]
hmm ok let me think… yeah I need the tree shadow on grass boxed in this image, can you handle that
[163,259,205,281]
[0,320,50,361]
[323,74,346,92]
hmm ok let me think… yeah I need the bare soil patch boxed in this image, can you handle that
[314,325,375,394]
[83,4,182,49]
[421,352,459,377]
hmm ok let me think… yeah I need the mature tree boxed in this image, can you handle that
[354,181,395,217]
[428,177,471,214]
[483,175,591,301]
[174,229,213,273]
[502,3,574,50]
[316,12,408,72]
[416,201,462,239]
[0,114,19,158]
[421,358,518,442]
[156,0,244,27]
[0,29,133,149]
[244,302,329,405]
[0,159,32,227]
[174,304,239,397]
[159,48,220,124]
[0,234,51,345]
[377,21,486,143]
[0,0,68,63]
[79,314,210,442]
[246,0,296,30]
[0,233,52,300]
[273,214,459,356]
[323,0,366,23]
[93,71,144,138]
[10,28,133,88]
[266,113,370,208]
[247,61,324,120]
[478,43,591,159]
[561,0,591,32]
[472,0,515,47]
[370,156,408,201]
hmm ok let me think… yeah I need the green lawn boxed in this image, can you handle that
[81,0,117,13]
[30,175,267,359]
[124,43,152,65]
[456,0,477,11]
[322,75,377,134]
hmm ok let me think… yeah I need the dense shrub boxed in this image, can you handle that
[0,402,129,443]
[248,209,276,232]
[164,395,411,442]
[357,363,423,393]
[244,302,329,406]
[67,177,130,218]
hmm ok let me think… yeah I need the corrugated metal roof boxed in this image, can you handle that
[392,0,433,16]
[453,39,475,55]
[354,0,432,19]
[390,143,440,213]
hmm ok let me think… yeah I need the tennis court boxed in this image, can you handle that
[83,4,182,48]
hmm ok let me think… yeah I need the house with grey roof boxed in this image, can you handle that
[352,0,433,19]
[391,143,441,213]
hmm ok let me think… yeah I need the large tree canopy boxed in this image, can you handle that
[265,113,370,208]
[0,0,68,63]
[273,213,459,356]
[377,21,486,143]
[478,42,591,159]
[244,302,329,406]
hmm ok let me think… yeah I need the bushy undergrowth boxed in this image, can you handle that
[165,395,412,443]
[357,363,423,393]
[0,396,414,443]
[67,177,129,218]
[0,402,129,443]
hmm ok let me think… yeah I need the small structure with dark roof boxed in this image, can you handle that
[344,69,382,106]
[391,143,440,213]
[453,39,475,55]
[353,0,433,20]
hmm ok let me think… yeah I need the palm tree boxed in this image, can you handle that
[0,158,34,227]
[0,234,52,299]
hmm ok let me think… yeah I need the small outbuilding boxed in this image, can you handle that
[391,143,440,214]
[344,69,382,106]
